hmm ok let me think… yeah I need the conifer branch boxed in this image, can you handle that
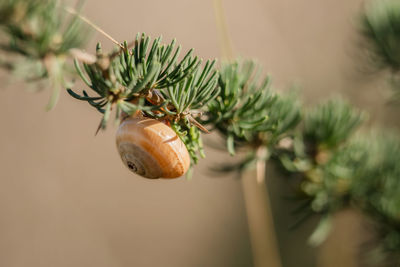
[1,1,400,264]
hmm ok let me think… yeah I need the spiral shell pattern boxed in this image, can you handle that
[116,116,190,179]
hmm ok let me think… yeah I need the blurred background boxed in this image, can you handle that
[0,0,398,266]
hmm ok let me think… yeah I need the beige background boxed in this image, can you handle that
[0,0,397,266]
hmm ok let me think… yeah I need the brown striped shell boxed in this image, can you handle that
[116,116,190,179]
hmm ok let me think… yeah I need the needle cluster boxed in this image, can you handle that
[0,0,89,109]
[361,0,400,98]
[206,60,301,172]
[276,99,365,240]
[68,33,219,163]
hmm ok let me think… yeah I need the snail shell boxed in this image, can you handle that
[116,115,190,179]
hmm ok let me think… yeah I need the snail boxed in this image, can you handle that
[116,113,191,179]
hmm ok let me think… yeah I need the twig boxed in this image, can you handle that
[241,147,282,267]
[213,0,234,61]
[213,1,282,266]
[64,6,123,49]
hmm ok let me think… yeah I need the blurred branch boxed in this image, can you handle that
[213,0,234,61]
[241,147,282,267]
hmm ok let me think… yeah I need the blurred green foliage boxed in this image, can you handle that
[361,0,400,99]
[0,0,90,109]
[206,59,301,157]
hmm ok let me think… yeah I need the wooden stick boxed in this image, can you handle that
[317,209,362,267]
[241,147,282,267]
[212,1,282,265]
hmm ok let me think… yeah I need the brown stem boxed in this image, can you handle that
[64,7,123,49]
[241,147,282,267]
